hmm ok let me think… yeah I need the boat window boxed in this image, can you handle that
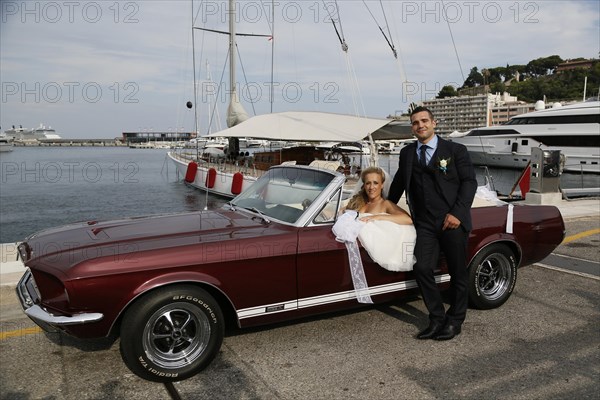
[508,114,600,125]
[521,140,528,145]
[468,129,521,136]
[530,135,600,147]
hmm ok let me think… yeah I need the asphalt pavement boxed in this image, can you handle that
[1,262,598,399]
[0,199,598,400]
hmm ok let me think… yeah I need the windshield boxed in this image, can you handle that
[232,167,335,224]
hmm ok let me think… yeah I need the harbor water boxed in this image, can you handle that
[0,147,224,243]
[1,147,598,243]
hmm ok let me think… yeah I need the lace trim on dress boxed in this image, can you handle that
[332,210,373,304]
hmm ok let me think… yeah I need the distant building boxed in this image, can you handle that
[422,94,491,135]
[490,101,536,125]
[556,59,596,73]
[122,131,196,143]
[421,92,543,134]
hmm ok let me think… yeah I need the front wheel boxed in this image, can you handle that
[468,244,517,310]
[120,285,224,382]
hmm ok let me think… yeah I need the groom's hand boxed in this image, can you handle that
[443,213,461,230]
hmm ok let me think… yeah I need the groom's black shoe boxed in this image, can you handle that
[434,324,462,341]
[416,321,444,340]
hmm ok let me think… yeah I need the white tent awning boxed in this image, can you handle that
[204,112,392,142]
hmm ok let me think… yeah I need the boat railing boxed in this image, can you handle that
[560,162,600,198]
[172,150,263,178]
[563,162,599,179]
[561,187,600,199]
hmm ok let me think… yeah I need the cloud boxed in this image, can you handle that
[1,0,598,138]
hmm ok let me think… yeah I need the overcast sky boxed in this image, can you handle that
[1,0,598,138]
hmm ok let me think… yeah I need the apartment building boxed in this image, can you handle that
[422,94,490,135]
[490,102,536,125]
[422,92,534,134]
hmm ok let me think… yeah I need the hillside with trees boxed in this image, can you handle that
[437,56,600,102]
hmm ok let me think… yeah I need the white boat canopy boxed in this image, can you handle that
[203,111,393,142]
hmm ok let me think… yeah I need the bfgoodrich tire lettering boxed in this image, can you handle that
[468,243,517,310]
[120,285,224,382]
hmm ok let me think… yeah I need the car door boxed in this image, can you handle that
[296,188,420,318]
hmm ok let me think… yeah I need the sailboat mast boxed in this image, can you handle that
[228,0,236,104]
[192,0,199,159]
[225,0,249,128]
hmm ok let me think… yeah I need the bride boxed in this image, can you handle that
[343,166,416,272]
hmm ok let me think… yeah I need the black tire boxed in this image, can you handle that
[119,285,224,382]
[468,243,517,310]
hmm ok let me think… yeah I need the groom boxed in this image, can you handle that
[388,106,477,340]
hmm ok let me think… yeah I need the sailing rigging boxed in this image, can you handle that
[168,1,412,198]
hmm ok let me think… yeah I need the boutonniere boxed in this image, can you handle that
[437,157,451,174]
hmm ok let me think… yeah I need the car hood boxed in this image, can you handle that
[20,210,292,276]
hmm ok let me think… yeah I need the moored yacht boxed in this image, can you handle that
[4,124,62,141]
[449,101,600,173]
[30,124,61,140]
[0,132,14,152]
[3,125,27,140]
[168,111,392,198]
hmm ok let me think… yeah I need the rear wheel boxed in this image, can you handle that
[468,244,517,309]
[120,285,224,382]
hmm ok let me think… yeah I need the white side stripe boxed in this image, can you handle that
[237,300,298,319]
[236,274,451,320]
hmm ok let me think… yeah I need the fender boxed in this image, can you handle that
[108,271,237,335]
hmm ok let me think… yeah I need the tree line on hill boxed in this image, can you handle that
[437,55,600,102]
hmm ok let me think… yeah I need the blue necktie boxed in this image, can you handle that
[419,145,428,167]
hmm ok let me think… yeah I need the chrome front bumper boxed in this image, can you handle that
[17,269,103,331]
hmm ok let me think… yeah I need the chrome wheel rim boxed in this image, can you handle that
[142,302,211,369]
[476,252,512,301]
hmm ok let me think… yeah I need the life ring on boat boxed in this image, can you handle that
[184,161,198,183]
[231,172,244,195]
[206,168,217,188]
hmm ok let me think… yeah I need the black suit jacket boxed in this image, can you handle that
[388,136,478,231]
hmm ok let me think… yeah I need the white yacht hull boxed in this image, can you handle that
[449,101,600,174]
[168,152,258,198]
[453,135,599,174]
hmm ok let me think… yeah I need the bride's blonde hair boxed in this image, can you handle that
[346,166,386,211]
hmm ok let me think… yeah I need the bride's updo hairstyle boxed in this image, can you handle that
[346,166,386,210]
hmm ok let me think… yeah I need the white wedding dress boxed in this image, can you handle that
[332,211,416,303]
[333,211,416,272]
[357,213,416,272]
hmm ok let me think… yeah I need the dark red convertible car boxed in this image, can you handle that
[17,165,565,382]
